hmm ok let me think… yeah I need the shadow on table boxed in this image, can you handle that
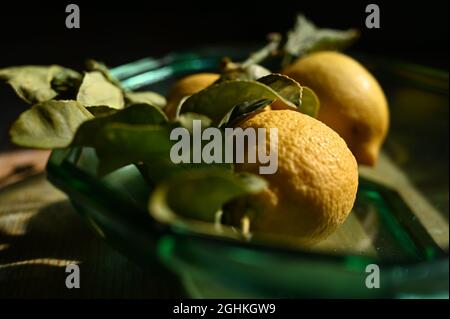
[0,200,185,298]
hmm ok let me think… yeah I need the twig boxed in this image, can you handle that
[241,33,282,69]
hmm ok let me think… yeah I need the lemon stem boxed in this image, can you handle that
[221,33,282,74]
[241,215,251,238]
[241,33,282,69]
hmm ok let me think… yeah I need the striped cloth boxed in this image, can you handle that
[0,158,182,298]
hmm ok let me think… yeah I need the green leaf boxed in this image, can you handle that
[259,74,320,117]
[9,100,93,149]
[141,157,232,185]
[180,79,299,125]
[77,71,125,109]
[258,74,302,108]
[90,123,176,175]
[149,169,267,223]
[73,103,168,147]
[218,98,272,128]
[0,65,81,104]
[125,91,167,109]
[74,104,227,177]
[72,103,169,175]
[96,122,231,179]
[300,86,320,118]
[142,112,231,182]
[176,112,212,131]
[86,105,118,117]
[284,14,359,58]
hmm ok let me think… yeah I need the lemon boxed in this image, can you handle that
[282,51,389,166]
[165,73,220,118]
[233,109,358,244]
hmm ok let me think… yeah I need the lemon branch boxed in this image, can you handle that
[241,33,282,68]
[221,33,281,75]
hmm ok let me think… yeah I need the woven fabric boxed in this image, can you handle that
[0,173,182,298]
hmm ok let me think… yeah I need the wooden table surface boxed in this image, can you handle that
[0,150,183,298]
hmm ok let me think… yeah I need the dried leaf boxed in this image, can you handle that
[9,100,93,149]
[85,59,122,87]
[125,91,167,109]
[285,14,359,58]
[77,71,125,109]
[0,65,81,104]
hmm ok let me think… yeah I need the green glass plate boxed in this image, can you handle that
[46,46,449,298]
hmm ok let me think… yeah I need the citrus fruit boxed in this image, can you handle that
[165,73,220,118]
[232,109,359,244]
[282,51,389,166]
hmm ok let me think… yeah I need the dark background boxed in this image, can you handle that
[0,1,448,69]
[0,0,448,148]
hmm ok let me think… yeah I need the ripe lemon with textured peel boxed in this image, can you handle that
[165,73,220,118]
[282,51,389,166]
[232,109,358,244]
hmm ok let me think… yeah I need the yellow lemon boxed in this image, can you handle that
[283,51,389,166]
[232,109,359,244]
[165,73,220,118]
